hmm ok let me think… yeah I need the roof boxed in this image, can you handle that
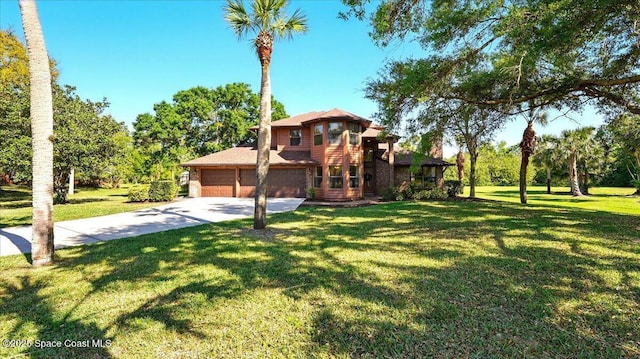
[262,108,373,129]
[376,149,454,167]
[181,146,318,167]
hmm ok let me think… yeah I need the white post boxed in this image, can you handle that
[68,168,74,195]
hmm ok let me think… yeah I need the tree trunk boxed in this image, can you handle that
[583,171,590,195]
[469,151,477,199]
[254,50,272,230]
[456,151,464,181]
[20,0,54,266]
[568,153,583,196]
[519,121,536,204]
[546,167,551,194]
[519,152,529,204]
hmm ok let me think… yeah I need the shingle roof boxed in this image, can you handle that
[376,149,454,167]
[267,108,372,128]
[181,146,318,167]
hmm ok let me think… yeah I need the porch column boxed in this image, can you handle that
[234,167,240,198]
[387,136,395,187]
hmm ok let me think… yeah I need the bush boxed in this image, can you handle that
[427,188,449,200]
[307,187,316,200]
[381,187,398,201]
[413,190,430,200]
[128,185,149,202]
[444,180,464,197]
[148,180,178,202]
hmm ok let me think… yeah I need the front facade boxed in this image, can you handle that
[182,108,451,200]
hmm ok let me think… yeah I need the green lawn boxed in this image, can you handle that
[0,185,162,228]
[470,186,640,215]
[0,188,639,358]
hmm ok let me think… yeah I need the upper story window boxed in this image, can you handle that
[328,122,343,145]
[314,124,323,146]
[289,129,301,146]
[349,123,360,145]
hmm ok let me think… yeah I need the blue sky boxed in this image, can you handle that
[1,0,604,155]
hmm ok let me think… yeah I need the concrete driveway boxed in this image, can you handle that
[0,197,304,257]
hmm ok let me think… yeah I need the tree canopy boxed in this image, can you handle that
[132,83,287,181]
[342,0,640,116]
[0,29,130,197]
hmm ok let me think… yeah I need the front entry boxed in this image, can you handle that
[363,146,376,195]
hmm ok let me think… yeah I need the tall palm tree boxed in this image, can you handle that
[455,150,465,181]
[19,0,54,266]
[224,0,307,229]
[518,107,547,204]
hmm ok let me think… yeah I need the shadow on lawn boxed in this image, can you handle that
[1,200,638,357]
[0,277,113,358]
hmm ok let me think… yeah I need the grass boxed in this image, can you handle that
[0,187,639,358]
[0,185,162,228]
[470,186,640,216]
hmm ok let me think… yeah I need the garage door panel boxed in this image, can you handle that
[238,168,305,198]
[268,169,305,198]
[201,169,234,197]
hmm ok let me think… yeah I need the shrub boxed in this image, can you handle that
[381,187,400,201]
[444,180,464,197]
[413,190,430,200]
[148,180,178,202]
[128,185,149,202]
[427,188,449,200]
[307,187,316,200]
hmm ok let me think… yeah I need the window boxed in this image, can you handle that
[329,166,343,188]
[414,166,436,188]
[349,123,360,145]
[364,147,374,162]
[314,167,323,187]
[314,124,323,145]
[349,165,359,188]
[289,129,301,146]
[328,122,343,145]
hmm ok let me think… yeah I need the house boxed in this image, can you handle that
[181,108,452,200]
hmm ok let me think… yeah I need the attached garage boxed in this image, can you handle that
[240,168,306,198]
[201,169,235,197]
[182,146,317,199]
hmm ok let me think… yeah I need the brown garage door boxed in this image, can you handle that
[201,169,234,197]
[239,168,306,198]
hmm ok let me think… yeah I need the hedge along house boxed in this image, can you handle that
[181,108,452,200]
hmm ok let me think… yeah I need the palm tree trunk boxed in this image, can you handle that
[569,153,582,196]
[519,121,536,204]
[583,171,590,195]
[254,58,272,229]
[520,152,529,204]
[469,151,477,199]
[546,167,551,194]
[19,0,54,266]
[456,151,464,181]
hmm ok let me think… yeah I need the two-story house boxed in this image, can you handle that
[181,108,452,200]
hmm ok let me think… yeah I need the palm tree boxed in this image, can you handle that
[455,150,465,181]
[577,128,604,195]
[560,127,594,197]
[533,134,559,194]
[19,0,54,266]
[224,0,307,229]
[518,107,547,204]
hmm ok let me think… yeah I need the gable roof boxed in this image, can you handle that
[181,146,318,167]
[267,108,372,128]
